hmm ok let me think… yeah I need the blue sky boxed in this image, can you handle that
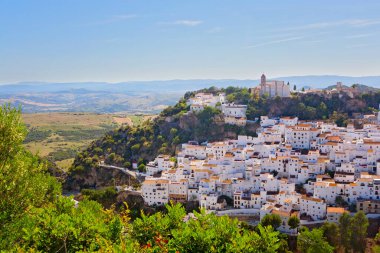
[1,0,380,83]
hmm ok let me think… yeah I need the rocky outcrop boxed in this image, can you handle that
[64,166,138,192]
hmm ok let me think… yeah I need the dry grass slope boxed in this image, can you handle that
[22,112,153,170]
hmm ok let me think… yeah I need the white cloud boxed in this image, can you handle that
[160,20,203,27]
[346,43,374,49]
[285,19,380,31]
[345,33,374,39]
[247,36,304,48]
[350,19,380,27]
[111,14,138,21]
[302,39,324,43]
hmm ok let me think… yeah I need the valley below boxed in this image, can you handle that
[22,112,154,170]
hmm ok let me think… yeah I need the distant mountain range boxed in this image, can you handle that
[1,75,379,113]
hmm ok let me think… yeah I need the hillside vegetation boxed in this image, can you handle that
[66,87,380,191]
[65,101,256,190]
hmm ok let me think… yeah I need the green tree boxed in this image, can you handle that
[107,152,116,162]
[350,211,369,253]
[293,85,297,91]
[130,203,281,252]
[123,161,131,168]
[261,213,282,229]
[277,233,292,253]
[131,143,141,153]
[169,127,178,136]
[14,197,127,252]
[0,104,61,245]
[321,222,340,248]
[168,210,280,253]
[374,229,380,253]
[288,215,300,230]
[0,104,27,164]
[226,94,236,102]
[304,106,317,119]
[137,163,146,172]
[317,102,328,119]
[297,227,334,253]
[339,212,352,253]
[172,135,181,145]
[81,186,118,208]
[331,111,348,127]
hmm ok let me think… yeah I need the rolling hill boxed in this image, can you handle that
[1,75,380,113]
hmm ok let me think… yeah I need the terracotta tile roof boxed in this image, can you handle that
[301,195,324,203]
[327,207,347,214]
[272,209,291,217]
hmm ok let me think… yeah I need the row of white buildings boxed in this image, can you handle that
[187,92,226,112]
[142,113,380,233]
[187,92,248,126]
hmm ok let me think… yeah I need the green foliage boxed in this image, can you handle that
[297,227,334,253]
[332,211,369,252]
[317,102,328,119]
[350,211,369,253]
[47,147,78,161]
[277,233,292,253]
[224,87,251,104]
[131,143,141,153]
[169,127,178,136]
[321,222,340,248]
[12,197,125,252]
[261,214,282,229]
[287,215,300,229]
[339,212,352,252]
[160,98,188,117]
[244,89,379,120]
[331,111,348,127]
[24,128,52,142]
[197,106,221,121]
[123,161,131,168]
[131,205,281,253]
[56,128,114,141]
[137,163,146,172]
[0,104,27,162]
[0,104,61,231]
[81,186,118,208]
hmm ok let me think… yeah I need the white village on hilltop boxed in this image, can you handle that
[141,75,380,234]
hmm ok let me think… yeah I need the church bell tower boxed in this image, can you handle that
[261,74,266,86]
